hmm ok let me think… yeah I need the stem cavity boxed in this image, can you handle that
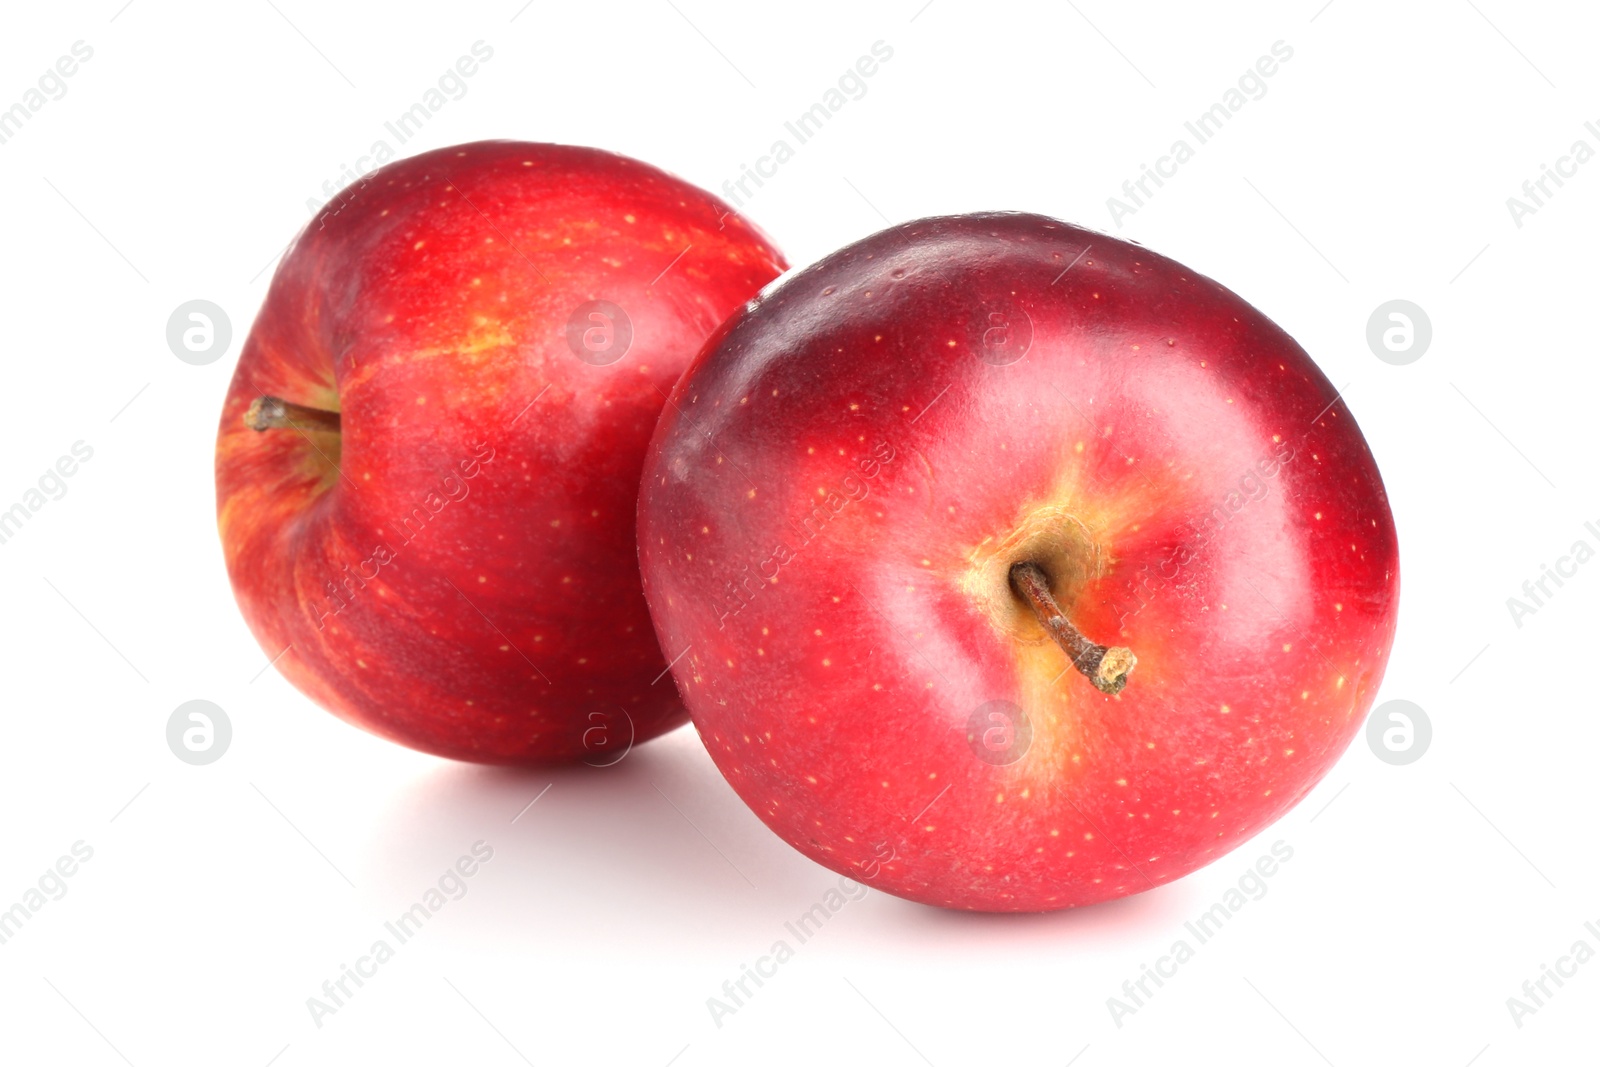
[245,395,341,434]
[1009,560,1136,695]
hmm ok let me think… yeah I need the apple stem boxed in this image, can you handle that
[245,395,342,434]
[1009,561,1136,695]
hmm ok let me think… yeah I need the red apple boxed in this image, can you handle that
[638,213,1398,910]
[217,140,784,764]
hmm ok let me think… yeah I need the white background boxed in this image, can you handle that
[1,1,1595,1064]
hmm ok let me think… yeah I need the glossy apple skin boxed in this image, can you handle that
[217,141,784,764]
[639,213,1398,910]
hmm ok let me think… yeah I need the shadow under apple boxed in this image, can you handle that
[359,725,1218,965]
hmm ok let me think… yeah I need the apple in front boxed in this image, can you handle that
[638,213,1398,910]
[217,141,784,763]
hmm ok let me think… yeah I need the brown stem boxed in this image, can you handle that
[1009,560,1136,695]
[245,395,341,434]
